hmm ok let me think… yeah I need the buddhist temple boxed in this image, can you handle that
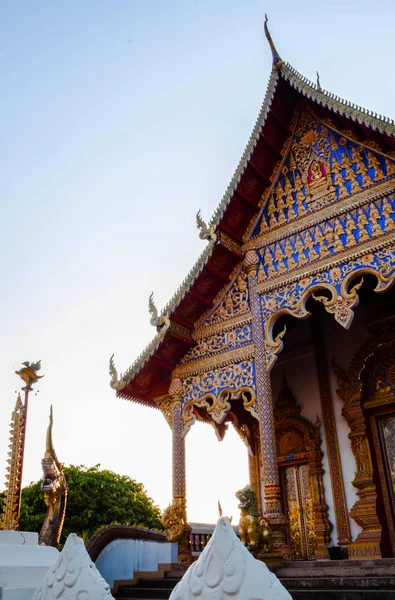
[110,17,395,562]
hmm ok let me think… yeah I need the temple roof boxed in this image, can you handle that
[112,20,395,407]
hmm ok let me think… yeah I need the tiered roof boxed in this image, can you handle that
[112,18,395,406]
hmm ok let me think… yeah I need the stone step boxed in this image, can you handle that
[119,579,180,590]
[276,566,395,577]
[116,588,174,599]
[280,558,395,569]
[279,576,395,590]
[288,592,395,600]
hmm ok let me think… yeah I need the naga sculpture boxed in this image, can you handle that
[109,354,127,391]
[196,210,217,242]
[39,406,67,548]
[161,497,191,542]
[149,292,170,330]
[236,485,273,553]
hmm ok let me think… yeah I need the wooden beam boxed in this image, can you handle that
[258,136,282,161]
[268,110,292,135]
[235,189,261,211]
[206,263,230,283]
[248,162,272,186]
[218,222,243,243]
[170,333,195,347]
[189,289,213,308]
[170,315,194,329]
[150,357,174,371]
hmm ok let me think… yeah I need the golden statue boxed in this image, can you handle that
[15,360,43,388]
[161,497,191,542]
[39,406,67,548]
[236,485,273,553]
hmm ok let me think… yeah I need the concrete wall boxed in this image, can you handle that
[95,539,177,588]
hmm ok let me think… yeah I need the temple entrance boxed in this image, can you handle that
[273,373,332,560]
[361,344,395,556]
[280,463,314,560]
[361,344,395,557]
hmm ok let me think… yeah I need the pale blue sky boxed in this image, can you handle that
[1,1,394,523]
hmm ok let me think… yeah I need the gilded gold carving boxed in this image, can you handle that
[275,375,332,558]
[182,387,257,431]
[39,406,67,548]
[154,395,173,428]
[15,360,43,388]
[1,394,25,530]
[193,313,251,340]
[174,344,254,378]
[180,325,253,364]
[332,338,387,559]
[205,270,249,325]
[236,485,273,553]
[161,497,191,542]
[247,178,395,254]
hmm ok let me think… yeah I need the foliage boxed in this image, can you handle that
[11,464,162,542]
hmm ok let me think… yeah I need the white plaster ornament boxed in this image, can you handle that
[170,517,292,600]
[32,533,114,600]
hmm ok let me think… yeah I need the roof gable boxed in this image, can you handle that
[112,23,395,405]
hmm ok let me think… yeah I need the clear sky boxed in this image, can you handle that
[1,1,395,525]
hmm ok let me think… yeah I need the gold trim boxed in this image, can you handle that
[244,179,395,252]
[173,344,255,378]
[256,231,395,294]
[193,312,251,340]
[369,413,395,555]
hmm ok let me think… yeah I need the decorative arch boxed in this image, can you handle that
[181,386,256,437]
[274,376,332,559]
[258,247,395,369]
[332,324,395,558]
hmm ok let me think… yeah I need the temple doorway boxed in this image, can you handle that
[362,343,395,557]
[280,463,314,560]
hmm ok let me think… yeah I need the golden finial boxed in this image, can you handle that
[15,360,43,388]
[264,15,283,71]
[316,71,322,92]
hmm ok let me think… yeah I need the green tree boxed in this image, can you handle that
[17,464,162,543]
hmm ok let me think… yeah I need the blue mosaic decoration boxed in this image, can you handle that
[252,107,395,239]
[259,247,395,369]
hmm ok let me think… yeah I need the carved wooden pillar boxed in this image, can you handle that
[248,434,262,513]
[245,252,288,555]
[308,448,333,559]
[168,378,192,566]
[333,362,382,559]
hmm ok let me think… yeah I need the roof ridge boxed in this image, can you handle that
[282,62,395,135]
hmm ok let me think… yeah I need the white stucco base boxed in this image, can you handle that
[0,530,59,600]
[96,538,178,588]
[171,518,291,600]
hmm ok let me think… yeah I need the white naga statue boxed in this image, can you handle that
[170,517,291,600]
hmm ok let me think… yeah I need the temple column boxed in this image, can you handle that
[244,252,288,556]
[248,435,262,513]
[168,378,192,567]
[170,382,186,501]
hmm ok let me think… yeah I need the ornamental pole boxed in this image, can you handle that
[1,361,43,530]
